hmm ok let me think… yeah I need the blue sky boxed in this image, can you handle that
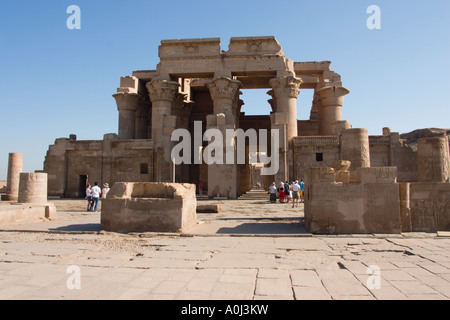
[0,0,449,180]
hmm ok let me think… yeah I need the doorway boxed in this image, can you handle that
[78,175,87,198]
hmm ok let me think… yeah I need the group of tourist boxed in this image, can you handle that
[85,182,110,212]
[269,179,304,208]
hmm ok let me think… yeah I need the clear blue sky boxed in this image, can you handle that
[1,0,449,180]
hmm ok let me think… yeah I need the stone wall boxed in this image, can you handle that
[369,132,417,182]
[101,182,196,233]
[304,166,401,234]
[409,183,450,232]
[44,136,155,197]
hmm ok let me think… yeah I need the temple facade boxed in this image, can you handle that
[43,37,424,200]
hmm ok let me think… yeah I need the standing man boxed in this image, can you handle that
[291,180,300,208]
[85,184,92,212]
[269,182,277,203]
[299,179,305,203]
[89,182,101,212]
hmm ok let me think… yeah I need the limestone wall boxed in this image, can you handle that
[369,132,418,182]
[101,182,196,233]
[44,136,155,197]
[304,166,401,234]
[409,183,450,232]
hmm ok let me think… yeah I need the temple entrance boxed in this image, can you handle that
[78,175,87,198]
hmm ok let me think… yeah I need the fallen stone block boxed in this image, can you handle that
[196,204,222,213]
[101,182,197,233]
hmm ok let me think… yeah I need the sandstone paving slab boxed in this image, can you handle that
[254,294,294,300]
[122,257,199,269]
[416,262,450,274]
[388,280,440,296]
[290,270,324,287]
[292,286,331,300]
[196,252,278,269]
[315,268,373,300]
[209,282,255,300]
[257,268,290,279]
[367,285,408,300]
[380,269,418,281]
[406,293,449,300]
[255,277,293,299]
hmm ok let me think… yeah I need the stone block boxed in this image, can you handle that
[409,182,450,232]
[0,203,56,226]
[308,167,335,183]
[357,167,397,184]
[305,166,401,234]
[196,204,222,213]
[101,182,197,233]
[227,36,283,56]
[159,38,221,59]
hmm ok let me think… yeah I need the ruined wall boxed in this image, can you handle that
[101,182,197,233]
[409,183,450,232]
[369,132,418,182]
[44,136,155,197]
[291,136,340,182]
[304,166,401,234]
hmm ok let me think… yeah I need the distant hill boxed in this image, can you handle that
[400,128,450,151]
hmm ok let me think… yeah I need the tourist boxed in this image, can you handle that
[284,181,291,203]
[269,182,277,203]
[101,183,110,199]
[299,179,305,203]
[85,184,92,211]
[278,182,285,203]
[89,182,101,212]
[291,180,300,208]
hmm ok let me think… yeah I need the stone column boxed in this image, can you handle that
[340,128,371,171]
[205,77,241,199]
[399,182,412,232]
[315,86,350,135]
[268,74,302,183]
[417,136,450,182]
[113,92,140,139]
[18,172,48,203]
[268,74,302,141]
[4,153,23,201]
[147,80,180,182]
[146,80,179,147]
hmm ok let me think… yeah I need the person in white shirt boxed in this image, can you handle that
[89,182,101,212]
[291,180,300,208]
[86,185,92,211]
[101,183,110,199]
[269,182,277,203]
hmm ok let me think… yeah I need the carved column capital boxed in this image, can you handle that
[206,77,241,101]
[315,86,350,107]
[113,92,140,111]
[146,80,180,103]
[269,75,302,99]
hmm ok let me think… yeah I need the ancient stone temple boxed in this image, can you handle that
[43,36,450,233]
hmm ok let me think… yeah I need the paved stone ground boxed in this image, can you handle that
[0,191,450,300]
